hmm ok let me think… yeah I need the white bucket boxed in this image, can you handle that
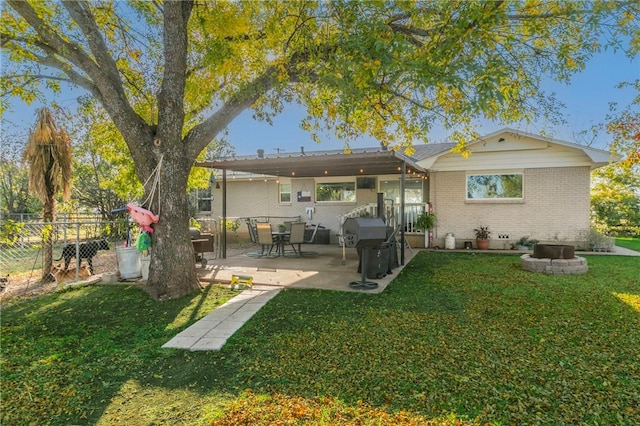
[116,246,141,279]
[445,233,456,250]
[140,255,150,280]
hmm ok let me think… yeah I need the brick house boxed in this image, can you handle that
[199,128,612,250]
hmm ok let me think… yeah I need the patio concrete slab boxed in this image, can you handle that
[196,244,416,293]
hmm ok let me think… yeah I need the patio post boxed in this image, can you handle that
[400,160,406,265]
[222,169,227,259]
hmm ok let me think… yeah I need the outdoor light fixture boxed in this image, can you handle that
[210,172,220,188]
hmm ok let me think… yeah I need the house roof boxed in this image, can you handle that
[197,128,613,177]
[198,147,428,178]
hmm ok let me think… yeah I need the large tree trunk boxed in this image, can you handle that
[144,150,201,300]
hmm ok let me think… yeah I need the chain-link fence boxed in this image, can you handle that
[0,217,131,293]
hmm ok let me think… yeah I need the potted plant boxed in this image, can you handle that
[514,236,539,250]
[473,225,490,250]
[416,212,437,248]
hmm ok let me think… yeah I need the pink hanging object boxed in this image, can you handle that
[127,203,159,233]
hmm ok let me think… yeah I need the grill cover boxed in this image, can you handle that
[343,217,386,248]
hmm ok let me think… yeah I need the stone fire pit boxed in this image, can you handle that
[521,244,588,275]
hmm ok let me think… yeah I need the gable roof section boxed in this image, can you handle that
[480,128,613,164]
[417,128,614,170]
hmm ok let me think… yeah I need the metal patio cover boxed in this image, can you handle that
[197,147,426,178]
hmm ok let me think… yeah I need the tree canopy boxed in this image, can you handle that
[2,0,638,298]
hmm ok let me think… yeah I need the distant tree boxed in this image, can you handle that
[0,132,41,215]
[2,1,638,298]
[22,108,72,282]
[608,108,640,169]
[591,104,640,234]
[591,163,640,233]
[57,99,234,221]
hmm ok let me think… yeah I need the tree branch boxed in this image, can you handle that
[184,66,279,159]
[6,0,101,76]
[61,1,123,87]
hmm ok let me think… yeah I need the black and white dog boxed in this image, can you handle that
[54,239,110,275]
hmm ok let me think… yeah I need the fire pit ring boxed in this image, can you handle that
[532,244,575,259]
[521,244,588,275]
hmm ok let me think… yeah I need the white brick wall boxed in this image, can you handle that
[209,178,380,238]
[430,167,591,248]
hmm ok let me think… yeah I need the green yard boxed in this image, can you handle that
[616,237,640,252]
[1,252,639,425]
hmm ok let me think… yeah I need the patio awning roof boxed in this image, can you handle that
[196,147,421,264]
[197,147,427,178]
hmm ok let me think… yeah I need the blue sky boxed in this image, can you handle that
[3,45,638,156]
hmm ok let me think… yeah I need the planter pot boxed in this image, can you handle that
[476,239,489,250]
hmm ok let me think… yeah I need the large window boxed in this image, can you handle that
[279,181,292,203]
[315,180,356,202]
[467,173,523,199]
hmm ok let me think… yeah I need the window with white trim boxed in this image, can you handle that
[196,187,212,211]
[466,173,523,199]
[315,180,356,202]
[279,181,292,203]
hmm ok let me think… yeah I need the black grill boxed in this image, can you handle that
[343,217,389,290]
[342,217,386,248]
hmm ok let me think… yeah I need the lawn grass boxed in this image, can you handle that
[2,252,639,425]
[616,237,640,252]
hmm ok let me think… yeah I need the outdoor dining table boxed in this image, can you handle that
[271,230,290,256]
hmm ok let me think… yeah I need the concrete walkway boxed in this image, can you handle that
[611,246,640,256]
[162,285,281,351]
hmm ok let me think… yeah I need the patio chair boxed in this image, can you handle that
[292,223,321,257]
[246,220,258,244]
[287,222,306,256]
[256,223,276,256]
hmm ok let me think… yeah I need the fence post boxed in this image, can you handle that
[63,213,67,242]
[75,222,80,281]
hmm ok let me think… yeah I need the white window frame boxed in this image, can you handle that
[196,187,213,212]
[466,171,524,201]
[279,180,292,204]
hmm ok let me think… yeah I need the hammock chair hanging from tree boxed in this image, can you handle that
[127,155,163,234]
